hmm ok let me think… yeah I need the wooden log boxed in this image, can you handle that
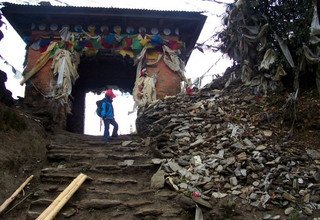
[36,173,86,220]
[45,175,87,220]
[36,173,85,219]
[0,175,34,215]
[36,173,87,220]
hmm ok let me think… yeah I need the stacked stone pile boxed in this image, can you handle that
[137,89,320,217]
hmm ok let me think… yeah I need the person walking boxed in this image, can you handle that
[101,89,118,142]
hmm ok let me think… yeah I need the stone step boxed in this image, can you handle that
[39,173,141,186]
[50,138,140,147]
[134,207,164,218]
[29,197,182,219]
[47,152,148,162]
[28,198,77,219]
[53,133,137,141]
[94,163,157,173]
[39,183,156,197]
[29,198,53,210]
[47,147,110,154]
[132,204,186,218]
[78,198,122,209]
[76,198,158,210]
[91,188,156,197]
[47,143,144,154]
[27,210,41,220]
[47,147,142,157]
[47,139,141,149]
[31,187,158,206]
[41,163,157,175]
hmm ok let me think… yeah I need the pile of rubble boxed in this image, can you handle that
[137,88,320,217]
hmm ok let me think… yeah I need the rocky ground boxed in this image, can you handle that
[0,82,319,219]
[137,85,320,219]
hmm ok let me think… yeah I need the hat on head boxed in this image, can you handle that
[105,89,116,99]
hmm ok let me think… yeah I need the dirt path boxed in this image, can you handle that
[3,131,191,220]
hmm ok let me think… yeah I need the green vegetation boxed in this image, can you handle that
[213,0,319,94]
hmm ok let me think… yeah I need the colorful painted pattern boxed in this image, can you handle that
[24,26,185,58]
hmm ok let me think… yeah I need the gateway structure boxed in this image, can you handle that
[2,2,206,133]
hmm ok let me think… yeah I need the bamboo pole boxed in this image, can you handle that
[36,173,86,220]
[0,175,34,215]
[36,173,85,219]
[44,175,87,220]
[36,173,87,220]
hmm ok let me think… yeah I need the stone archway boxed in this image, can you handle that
[22,44,184,133]
[66,54,136,133]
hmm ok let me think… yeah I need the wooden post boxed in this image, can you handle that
[36,173,88,220]
[0,175,34,215]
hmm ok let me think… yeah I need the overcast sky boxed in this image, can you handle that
[0,0,233,134]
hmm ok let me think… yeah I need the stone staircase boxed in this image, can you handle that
[25,132,192,220]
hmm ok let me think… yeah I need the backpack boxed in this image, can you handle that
[96,98,107,118]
